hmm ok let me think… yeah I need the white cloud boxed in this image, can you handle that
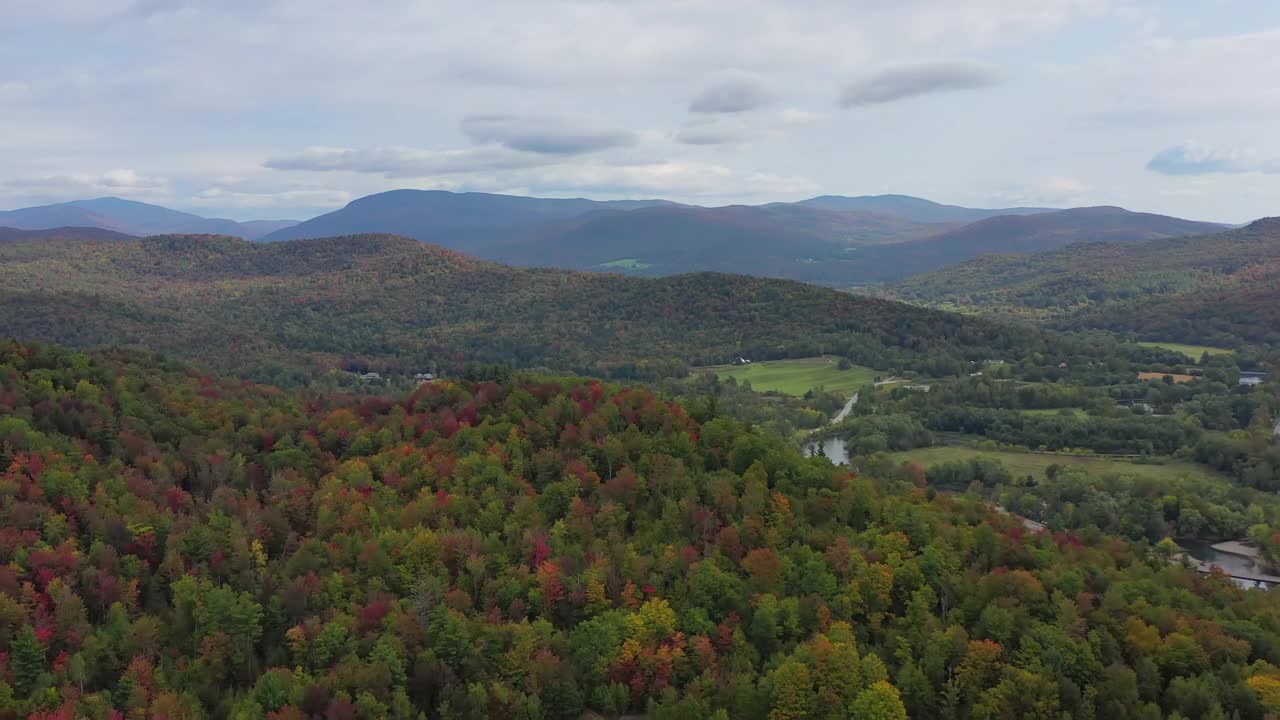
[840,61,1001,107]
[0,169,169,203]
[1147,142,1280,176]
[188,186,354,209]
[263,146,553,177]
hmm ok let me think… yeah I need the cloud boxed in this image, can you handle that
[1146,142,1280,176]
[263,146,551,177]
[0,169,169,203]
[840,61,1000,107]
[460,115,636,155]
[689,78,773,113]
[513,161,819,198]
[674,118,751,146]
[188,186,353,209]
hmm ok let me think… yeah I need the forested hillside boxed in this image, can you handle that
[0,232,1056,385]
[843,207,1223,285]
[482,203,945,283]
[895,218,1280,347]
[4,339,1280,718]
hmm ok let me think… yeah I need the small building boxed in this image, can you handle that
[733,356,752,366]
[414,372,435,383]
[359,372,384,381]
[1240,372,1267,386]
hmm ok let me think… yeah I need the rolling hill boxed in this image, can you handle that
[0,225,137,242]
[837,206,1225,283]
[895,217,1280,346]
[0,230,1055,383]
[0,197,297,239]
[792,194,1056,223]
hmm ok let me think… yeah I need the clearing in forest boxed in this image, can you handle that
[699,357,878,396]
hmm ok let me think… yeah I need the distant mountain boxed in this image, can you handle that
[793,194,1056,223]
[0,226,136,242]
[0,229,1051,381]
[0,197,297,240]
[483,203,947,279]
[840,206,1225,284]
[259,189,677,245]
[258,190,1216,287]
[895,217,1280,347]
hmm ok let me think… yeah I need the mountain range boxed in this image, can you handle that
[3,190,1226,286]
[0,197,296,240]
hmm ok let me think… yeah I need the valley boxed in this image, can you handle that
[7,4,1280,717]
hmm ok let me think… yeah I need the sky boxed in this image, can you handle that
[2,0,1279,223]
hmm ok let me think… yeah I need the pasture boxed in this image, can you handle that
[1137,341,1232,359]
[699,357,878,396]
[883,445,1226,483]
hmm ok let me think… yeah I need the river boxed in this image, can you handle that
[1180,539,1277,590]
[808,436,849,464]
[807,392,857,464]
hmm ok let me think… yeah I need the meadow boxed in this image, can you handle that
[882,445,1227,483]
[1136,341,1232,358]
[701,356,878,396]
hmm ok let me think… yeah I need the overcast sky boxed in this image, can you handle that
[2,0,1279,222]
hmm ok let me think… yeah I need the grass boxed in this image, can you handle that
[597,258,653,270]
[1137,341,1232,359]
[699,357,879,397]
[883,445,1226,483]
[1021,407,1086,418]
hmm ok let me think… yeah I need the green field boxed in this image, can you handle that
[702,357,878,396]
[597,258,653,270]
[883,445,1226,483]
[1137,341,1231,359]
[1021,407,1086,418]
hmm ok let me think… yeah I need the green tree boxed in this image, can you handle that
[849,681,907,720]
[10,624,46,696]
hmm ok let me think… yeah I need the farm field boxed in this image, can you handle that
[883,445,1227,483]
[1021,407,1087,418]
[1137,371,1197,383]
[1137,341,1232,358]
[700,356,878,396]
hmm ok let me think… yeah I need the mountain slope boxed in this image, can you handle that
[0,197,297,239]
[0,230,1053,382]
[483,203,946,279]
[896,217,1280,346]
[0,225,137,242]
[794,193,1056,223]
[259,189,677,245]
[843,206,1224,283]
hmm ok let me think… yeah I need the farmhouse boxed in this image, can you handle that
[1240,371,1267,386]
